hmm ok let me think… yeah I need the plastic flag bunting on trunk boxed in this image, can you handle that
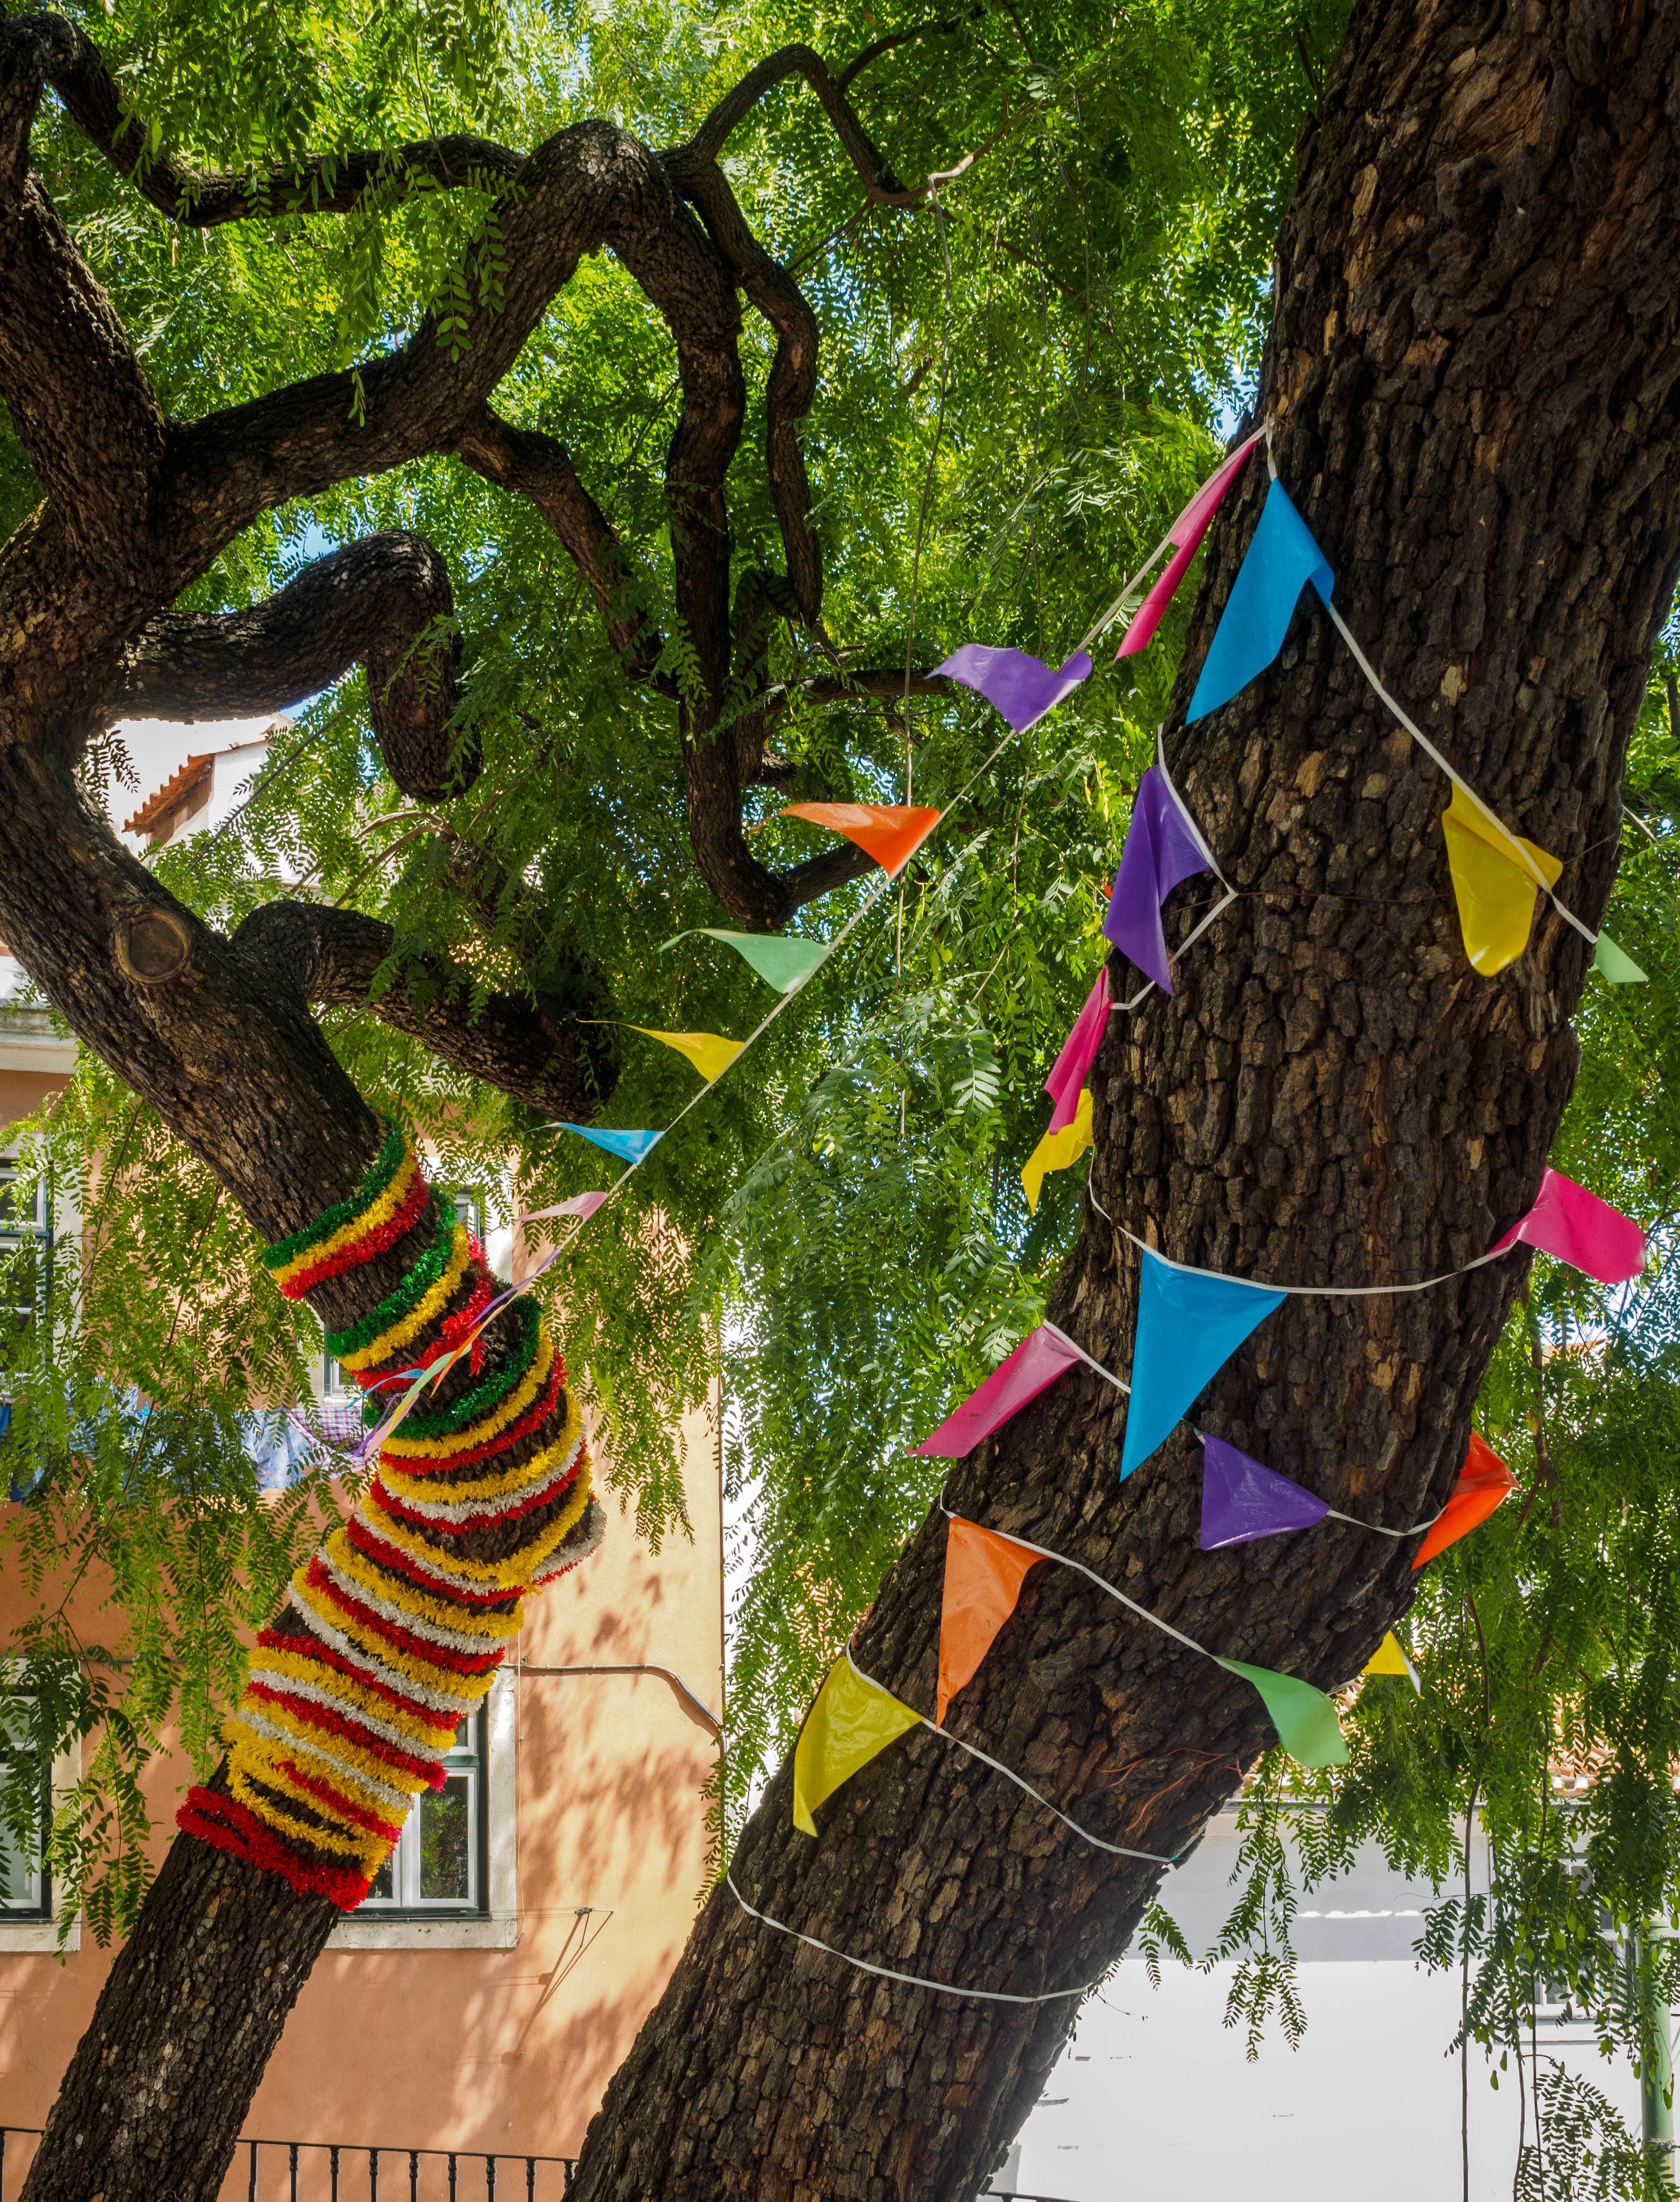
[661,928,829,993]
[1186,480,1335,725]
[1439,786,1563,976]
[1120,1249,1285,1479]
[1114,427,1267,659]
[1491,1165,1646,1284]
[937,1516,1045,1724]
[1021,1086,1094,1212]
[1215,1657,1349,1766]
[913,1322,1090,1457]
[1411,1432,1517,1568]
[1043,968,1111,1134]
[1364,1631,1422,1692]
[792,1656,921,1835]
[782,802,943,876]
[935,644,1093,732]
[1199,1434,1330,1548]
[1104,764,1218,994]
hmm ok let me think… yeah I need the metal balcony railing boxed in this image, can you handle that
[0,2129,578,2201]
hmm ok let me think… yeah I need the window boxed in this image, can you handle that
[0,1155,50,1359]
[358,1712,486,1916]
[0,1697,50,1923]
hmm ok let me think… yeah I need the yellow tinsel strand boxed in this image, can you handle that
[337,1221,473,1374]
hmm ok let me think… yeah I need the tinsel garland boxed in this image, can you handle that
[181,1142,604,1908]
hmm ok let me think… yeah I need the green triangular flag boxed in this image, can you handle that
[1591,929,1647,984]
[1217,1656,1349,1768]
[660,928,829,993]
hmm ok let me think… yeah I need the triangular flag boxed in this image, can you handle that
[1115,429,1265,659]
[661,928,829,993]
[782,802,942,877]
[629,1026,744,1083]
[1120,1249,1284,1480]
[1591,929,1647,984]
[1022,1086,1094,1213]
[1439,786,1563,976]
[1216,1657,1349,1767]
[791,1656,921,1835]
[514,1191,609,1226]
[1364,1630,1422,1692]
[913,1323,1084,1457]
[1411,1431,1518,1569]
[1199,1434,1329,1549]
[1044,968,1111,1134]
[1490,1165,1644,1284]
[550,1123,661,1164]
[1104,765,1215,993]
[935,644,1093,733]
[937,1516,1044,1724]
[1186,480,1335,725]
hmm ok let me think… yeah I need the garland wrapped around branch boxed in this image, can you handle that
[182,1125,603,1907]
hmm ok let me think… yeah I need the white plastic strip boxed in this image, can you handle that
[843,1650,1177,1865]
[725,1872,1109,2003]
[1078,422,1272,652]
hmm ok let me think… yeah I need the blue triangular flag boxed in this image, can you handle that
[552,1122,662,1164]
[1120,1249,1284,1479]
[1186,480,1335,725]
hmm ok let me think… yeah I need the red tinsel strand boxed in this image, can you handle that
[385,1356,566,1477]
[278,1169,432,1299]
[255,1625,463,1722]
[350,1254,494,1395]
[339,1518,517,1609]
[303,1557,507,1674]
[243,1681,447,1787]
[177,1789,371,1908]
[371,1458,582,1538]
[276,1761,403,1844]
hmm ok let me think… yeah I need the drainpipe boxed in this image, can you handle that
[1632,1926,1676,2194]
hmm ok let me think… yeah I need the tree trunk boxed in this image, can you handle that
[562,1,1680,2195]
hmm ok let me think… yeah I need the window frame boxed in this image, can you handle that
[0,1692,51,1923]
[0,1679,80,1953]
[355,1707,489,1919]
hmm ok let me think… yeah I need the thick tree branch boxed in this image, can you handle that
[835,15,975,90]
[113,533,473,803]
[675,45,925,205]
[231,900,615,1116]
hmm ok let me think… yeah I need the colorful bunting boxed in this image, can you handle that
[1492,1165,1646,1284]
[1115,428,1266,659]
[782,802,943,877]
[1411,1432,1517,1569]
[1199,1434,1329,1549]
[792,1655,921,1836]
[627,1025,744,1084]
[937,1516,1044,1724]
[1104,765,1217,993]
[1439,786,1563,977]
[515,1191,609,1226]
[1215,1657,1349,1767]
[935,643,1093,733]
[1120,1249,1285,1480]
[1186,480,1335,725]
[550,1122,661,1164]
[661,928,829,993]
[1591,930,1647,984]
[913,1322,1089,1458]
[1022,1086,1094,1212]
[1364,1631,1422,1692]
[1044,968,1111,1134]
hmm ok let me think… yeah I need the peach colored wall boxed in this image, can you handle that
[0,1409,722,2174]
[0,1069,65,1126]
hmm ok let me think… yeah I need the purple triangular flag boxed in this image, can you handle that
[1200,1435,1330,1549]
[936,644,1093,733]
[1044,967,1111,1134]
[913,1324,1083,1457]
[1103,766,1213,993]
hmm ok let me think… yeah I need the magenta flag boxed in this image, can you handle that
[935,644,1093,733]
[1200,1435,1329,1549]
[1492,1167,1645,1285]
[913,1324,1083,1457]
[1115,430,1264,660]
[1103,765,1213,993]
[1044,968,1112,1133]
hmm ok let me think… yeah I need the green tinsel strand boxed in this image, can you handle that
[324,1192,455,1360]
[263,1117,408,1271]
[392,1301,544,1441]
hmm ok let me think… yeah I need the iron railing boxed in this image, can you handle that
[0,2130,577,2200]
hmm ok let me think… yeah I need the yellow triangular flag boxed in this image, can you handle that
[1439,787,1563,977]
[1021,1086,1094,1214]
[1364,1630,1422,1694]
[629,1027,745,1084]
[792,1656,922,1836]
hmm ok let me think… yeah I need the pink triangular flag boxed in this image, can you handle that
[913,1324,1083,1457]
[1115,429,1265,660]
[1491,1167,1644,1285]
[1044,967,1111,1133]
[514,1190,609,1227]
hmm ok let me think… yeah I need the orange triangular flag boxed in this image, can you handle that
[937,1516,1044,1725]
[1411,1431,1518,1568]
[782,802,943,876]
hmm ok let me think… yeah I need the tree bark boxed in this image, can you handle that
[562,1,1680,2195]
